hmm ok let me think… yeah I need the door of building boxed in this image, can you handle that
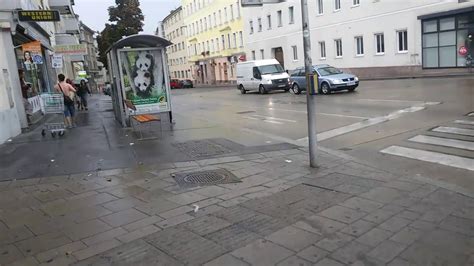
[273,47,284,68]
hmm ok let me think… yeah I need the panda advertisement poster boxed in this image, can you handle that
[119,48,170,112]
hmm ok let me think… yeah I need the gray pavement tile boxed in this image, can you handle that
[220,175,273,190]
[313,258,345,266]
[15,232,71,256]
[378,216,412,233]
[319,205,367,224]
[156,214,194,229]
[218,186,267,201]
[396,210,421,221]
[62,219,112,241]
[190,204,224,217]
[355,228,393,247]
[387,258,410,266]
[0,226,35,245]
[218,196,249,208]
[192,197,223,208]
[276,255,313,266]
[303,173,352,189]
[419,229,474,255]
[329,241,372,265]
[204,254,249,266]
[315,232,355,252]
[232,239,294,266]
[72,239,122,261]
[383,180,421,192]
[409,184,438,199]
[400,242,470,266]
[340,197,384,213]
[167,192,208,205]
[0,209,48,229]
[236,213,290,236]
[106,185,149,198]
[116,225,161,243]
[182,215,231,236]
[362,205,403,224]
[101,197,145,212]
[408,219,438,231]
[41,193,118,217]
[35,241,85,263]
[8,256,39,266]
[82,228,128,246]
[452,206,474,220]
[419,208,452,223]
[340,219,377,237]
[297,245,329,263]
[32,189,74,203]
[193,186,231,197]
[63,205,114,223]
[63,182,105,195]
[145,227,227,265]
[333,183,371,195]
[99,208,148,227]
[0,244,24,265]
[293,215,346,236]
[206,224,260,251]
[134,198,181,215]
[212,206,259,223]
[390,226,424,245]
[360,187,405,204]
[122,215,163,232]
[265,225,321,252]
[159,206,194,219]
[367,240,407,263]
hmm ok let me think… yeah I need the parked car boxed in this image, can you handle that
[170,79,182,89]
[236,59,291,94]
[290,64,359,95]
[180,79,194,88]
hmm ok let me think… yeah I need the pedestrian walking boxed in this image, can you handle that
[55,74,77,129]
[77,79,91,111]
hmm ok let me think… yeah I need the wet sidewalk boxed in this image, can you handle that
[1,146,473,265]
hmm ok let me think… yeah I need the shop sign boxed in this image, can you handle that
[238,54,246,61]
[22,41,43,65]
[459,46,468,56]
[53,44,87,55]
[18,10,60,22]
[52,54,63,68]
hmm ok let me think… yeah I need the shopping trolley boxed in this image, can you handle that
[41,93,66,138]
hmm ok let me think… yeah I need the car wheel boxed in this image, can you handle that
[239,85,246,94]
[259,85,266,94]
[348,87,356,92]
[321,82,330,95]
[292,83,301,94]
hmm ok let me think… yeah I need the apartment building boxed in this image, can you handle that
[243,0,474,78]
[162,7,191,81]
[183,0,245,84]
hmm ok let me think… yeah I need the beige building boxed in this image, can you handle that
[162,7,191,81]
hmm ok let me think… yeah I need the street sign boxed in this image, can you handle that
[53,44,87,55]
[18,10,60,22]
[52,55,63,69]
[459,46,468,56]
[241,0,285,7]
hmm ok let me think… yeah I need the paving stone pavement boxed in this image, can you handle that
[0,148,473,265]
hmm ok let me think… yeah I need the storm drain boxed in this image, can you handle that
[173,139,234,158]
[173,169,241,188]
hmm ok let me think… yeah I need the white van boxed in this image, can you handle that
[236,59,291,94]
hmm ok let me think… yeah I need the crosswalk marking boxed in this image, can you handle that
[409,135,474,151]
[454,120,474,126]
[432,126,474,137]
[381,146,474,171]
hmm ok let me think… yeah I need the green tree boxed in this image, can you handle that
[97,0,144,68]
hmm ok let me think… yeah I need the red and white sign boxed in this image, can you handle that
[238,55,246,62]
[459,46,468,56]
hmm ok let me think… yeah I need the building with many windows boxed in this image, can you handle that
[162,7,191,81]
[243,0,474,78]
[183,0,245,84]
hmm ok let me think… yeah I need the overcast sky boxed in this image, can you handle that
[74,0,181,34]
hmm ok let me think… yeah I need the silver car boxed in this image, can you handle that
[289,64,359,94]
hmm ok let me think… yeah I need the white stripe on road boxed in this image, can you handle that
[268,108,369,119]
[381,146,474,171]
[454,120,474,126]
[409,135,474,151]
[432,126,474,137]
[468,112,474,117]
[358,99,425,104]
[317,112,369,119]
[242,116,283,124]
[251,114,297,123]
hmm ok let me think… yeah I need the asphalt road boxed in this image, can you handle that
[173,76,474,192]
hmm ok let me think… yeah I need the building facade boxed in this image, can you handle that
[162,7,192,81]
[80,22,101,91]
[183,0,245,84]
[243,0,474,78]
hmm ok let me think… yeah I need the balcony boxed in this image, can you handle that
[62,16,80,35]
[48,0,74,15]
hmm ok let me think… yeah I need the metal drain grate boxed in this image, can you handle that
[173,169,241,188]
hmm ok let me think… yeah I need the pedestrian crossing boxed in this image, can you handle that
[380,114,474,171]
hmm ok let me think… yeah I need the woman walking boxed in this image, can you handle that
[55,74,76,128]
[77,79,91,111]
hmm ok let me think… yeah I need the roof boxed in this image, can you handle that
[106,34,172,54]
[80,22,95,34]
[162,6,182,23]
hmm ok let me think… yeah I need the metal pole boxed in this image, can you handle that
[301,0,318,167]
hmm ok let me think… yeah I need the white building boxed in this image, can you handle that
[161,7,192,81]
[243,0,474,78]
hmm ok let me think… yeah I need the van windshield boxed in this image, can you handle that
[258,64,285,75]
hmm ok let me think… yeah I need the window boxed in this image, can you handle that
[233,32,237,48]
[260,49,264,59]
[353,0,360,6]
[219,10,222,24]
[230,4,234,20]
[319,41,326,59]
[334,0,341,11]
[222,35,226,49]
[375,33,384,54]
[355,36,364,56]
[208,15,211,28]
[227,34,231,49]
[277,10,282,27]
[267,15,272,29]
[237,0,240,17]
[292,45,298,60]
[258,18,262,32]
[216,37,220,51]
[249,20,254,34]
[397,30,408,52]
[289,6,294,24]
[317,0,323,14]
[206,41,210,52]
[422,17,459,68]
[213,12,217,27]
[204,18,207,31]
[211,39,214,52]
[239,31,243,47]
[224,7,227,22]
[251,50,256,60]
[335,39,343,57]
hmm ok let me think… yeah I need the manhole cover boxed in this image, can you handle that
[173,169,241,188]
[173,139,234,158]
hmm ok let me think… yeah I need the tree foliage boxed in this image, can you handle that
[97,0,144,68]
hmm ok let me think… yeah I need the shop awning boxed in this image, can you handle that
[418,6,474,20]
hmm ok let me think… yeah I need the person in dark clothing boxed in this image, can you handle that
[77,79,91,111]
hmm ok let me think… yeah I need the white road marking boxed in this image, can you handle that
[409,135,474,151]
[317,112,369,119]
[468,112,474,117]
[454,120,474,126]
[432,126,474,137]
[358,99,425,104]
[242,116,283,124]
[380,146,474,171]
[251,114,297,123]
